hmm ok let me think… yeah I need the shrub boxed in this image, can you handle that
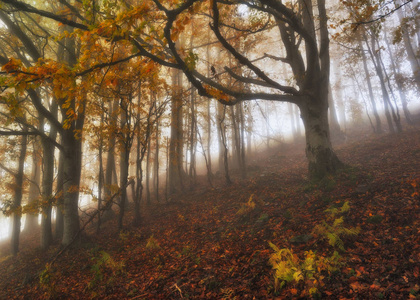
[88,250,125,296]
[146,235,160,250]
[268,242,341,295]
[39,263,57,298]
[312,201,360,251]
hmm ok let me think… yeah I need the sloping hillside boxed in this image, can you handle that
[1,124,419,299]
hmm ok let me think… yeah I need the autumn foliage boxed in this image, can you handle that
[1,123,419,299]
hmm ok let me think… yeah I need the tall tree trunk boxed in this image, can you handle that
[154,117,160,203]
[146,137,151,204]
[40,138,54,250]
[332,62,347,133]
[230,105,240,170]
[396,0,420,91]
[384,29,413,124]
[134,116,142,226]
[358,36,382,133]
[188,85,197,190]
[206,100,212,178]
[288,102,297,140]
[239,102,246,179]
[118,143,129,231]
[61,28,85,246]
[55,141,64,240]
[365,31,400,133]
[61,128,83,246]
[219,105,232,184]
[299,96,342,179]
[246,107,253,156]
[104,100,118,220]
[206,30,213,179]
[40,100,58,250]
[133,89,143,226]
[328,83,342,135]
[217,101,224,173]
[25,137,41,232]
[118,96,132,231]
[96,111,105,233]
[11,128,27,255]
[169,66,184,194]
[196,120,213,187]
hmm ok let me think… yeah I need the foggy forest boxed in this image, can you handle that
[0,0,419,298]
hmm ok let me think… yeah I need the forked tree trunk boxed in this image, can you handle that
[358,36,382,133]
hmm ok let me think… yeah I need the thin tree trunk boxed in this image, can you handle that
[96,111,105,233]
[396,0,420,91]
[196,120,213,188]
[104,100,118,220]
[384,29,413,124]
[134,94,142,226]
[25,138,41,232]
[364,31,398,133]
[118,96,132,231]
[41,100,58,250]
[219,105,232,185]
[188,85,197,190]
[10,128,27,255]
[239,102,246,179]
[358,35,382,133]
[146,136,151,204]
[332,62,347,132]
[217,101,224,173]
[288,102,297,140]
[55,141,64,240]
[230,105,241,171]
[154,117,160,203]
[328,82,342,135]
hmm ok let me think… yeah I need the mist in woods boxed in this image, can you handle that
[0,0,419,298]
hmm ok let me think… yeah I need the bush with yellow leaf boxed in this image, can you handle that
[312,201,360,251]
[268,242,341,296]
[236,194,263,221]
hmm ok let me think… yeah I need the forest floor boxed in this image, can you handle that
[1,119,420,299]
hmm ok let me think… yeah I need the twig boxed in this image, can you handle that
[171,283,184,299]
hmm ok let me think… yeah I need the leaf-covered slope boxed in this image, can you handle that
[0,125,419,299]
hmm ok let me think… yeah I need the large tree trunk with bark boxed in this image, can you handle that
[169,67,185,194]
[299,94,343,179]
[61,129,82,246]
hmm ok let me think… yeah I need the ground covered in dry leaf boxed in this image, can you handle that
[1,123,419,299]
